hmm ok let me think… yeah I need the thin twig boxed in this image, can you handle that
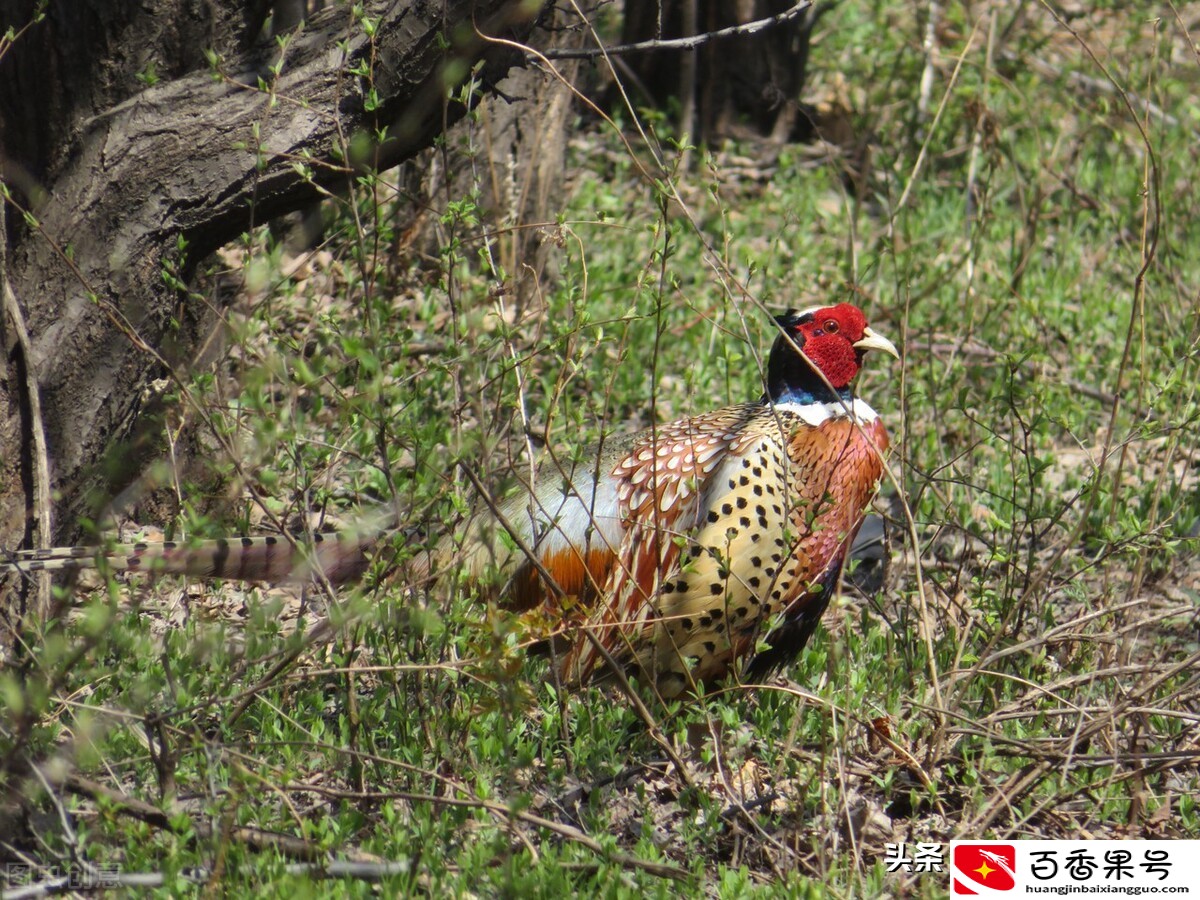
[51,751,692,884]
[916,0,942,124]
[58,771,324,860]
[541,1,813,60]
[2,861,415,899]
[1006,50,1181,129]
[0,197,53,615]
[1022,0,1163,604]
[284,782,693,882]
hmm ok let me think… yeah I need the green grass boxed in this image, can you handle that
[5,2,1200,896]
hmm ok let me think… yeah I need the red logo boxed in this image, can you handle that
[951,844,1016,894]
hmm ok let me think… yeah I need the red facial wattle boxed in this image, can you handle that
[793,306,868,389]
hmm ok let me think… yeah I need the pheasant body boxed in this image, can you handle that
[445,304,897,696]
[4,303,896,699]
[454,396,888,697]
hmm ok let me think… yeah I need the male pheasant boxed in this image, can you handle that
[446,303,896,696]
[4,303,897,698]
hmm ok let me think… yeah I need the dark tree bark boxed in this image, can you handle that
[0,0,548,630]
[389,4,582,310]
[620,0,830,144]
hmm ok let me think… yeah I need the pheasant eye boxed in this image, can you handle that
[822,319,839,334]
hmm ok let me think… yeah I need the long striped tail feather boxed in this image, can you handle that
[3,531,376,587]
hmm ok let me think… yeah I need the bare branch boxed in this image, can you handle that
[541,0,813,59]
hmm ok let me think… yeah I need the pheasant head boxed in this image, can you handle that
[767,303,899,405]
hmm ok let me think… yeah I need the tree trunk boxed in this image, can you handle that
[388,4,583,311]
[0,0,548,633]
[620,0,828,143]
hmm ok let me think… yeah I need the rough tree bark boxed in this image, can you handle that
[390,4,582,311]
[0,0,549,633]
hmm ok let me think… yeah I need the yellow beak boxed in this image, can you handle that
[854,326,900,360]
